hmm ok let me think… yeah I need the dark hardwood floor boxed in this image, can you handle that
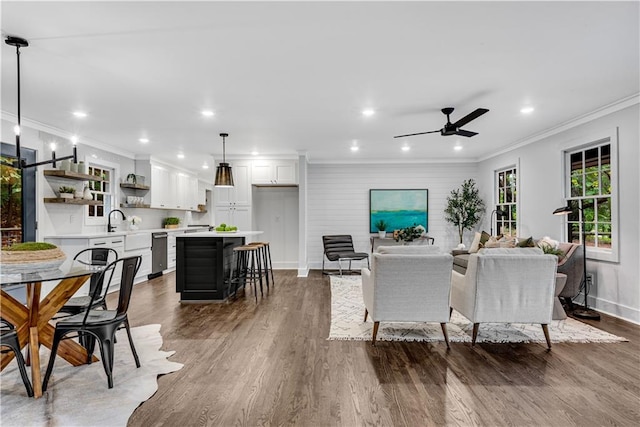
[115,270,640,426]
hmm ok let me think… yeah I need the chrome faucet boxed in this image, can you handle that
[107,209,126,232]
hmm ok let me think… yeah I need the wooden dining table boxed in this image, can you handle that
[1,266,100,398]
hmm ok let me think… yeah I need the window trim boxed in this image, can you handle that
[83,157,119,227]
[493,160,520,236]
[560,127,619,263]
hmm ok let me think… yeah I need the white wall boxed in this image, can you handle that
[252,186,299,269]
[476,104,639,323]
[307,162,478,270]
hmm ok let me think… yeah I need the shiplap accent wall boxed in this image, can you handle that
[307,162,478,270]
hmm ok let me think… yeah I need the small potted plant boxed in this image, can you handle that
[58,186,76,199]
[163,217,180,229]
[0,241,66,273]
[374,219,388,238]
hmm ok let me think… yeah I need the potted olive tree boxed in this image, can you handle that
[444,179,485,246]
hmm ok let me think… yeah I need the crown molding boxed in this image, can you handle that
[1,111,137,159]
[478,93,640,162]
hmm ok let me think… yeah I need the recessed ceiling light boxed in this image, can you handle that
[401,145,410,152]
[251,151,259,156]
[91,154,97,158]
[362,109,375,117]
[49,142,56,151]
[201,110,215,117]
[350,146,359,152]
[177,153,185,159]
[73,111,87,118]
[202,163,209,169]
[139,138,149,143]
[454,145,463,151]
[520,106,535,114]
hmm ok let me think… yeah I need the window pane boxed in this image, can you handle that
[597,198,611,222]
[499,189,505,203]
[570,152,583,173]
[505,188,513,203]
[584,172,599,196]
[601,169,611,195]
[568,200,580,221]
[582,198,595,221]
[498,172,504,187]
[569,223,581,244]
[584,147,599,169]
[571,174,583,197]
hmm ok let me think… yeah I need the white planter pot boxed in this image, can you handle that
[378,231,386,238]
[60,193,73,199]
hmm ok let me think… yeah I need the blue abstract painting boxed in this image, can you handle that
[369,189,428,233]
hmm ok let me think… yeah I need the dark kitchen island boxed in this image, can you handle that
[175,231,263,302]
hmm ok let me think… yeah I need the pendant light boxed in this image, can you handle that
[5,35,77,169]
[214,133,234,187]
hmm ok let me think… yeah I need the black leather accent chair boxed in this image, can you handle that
[42,256,142,391]
[0,319,34,397]
[322,235,370,275]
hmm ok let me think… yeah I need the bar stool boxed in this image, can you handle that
[229,245,263,302]
[247,241,274,290]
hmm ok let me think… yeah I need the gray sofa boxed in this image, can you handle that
[452,242,583,306]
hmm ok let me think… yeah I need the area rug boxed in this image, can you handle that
[1,324,183,426]
[329,275,627,344]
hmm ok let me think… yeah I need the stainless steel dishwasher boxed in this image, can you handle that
[149,232,168,279]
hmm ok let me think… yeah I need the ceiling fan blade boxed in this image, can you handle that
[451,108,489,128]
[393,130,440,138]
[455,129,478,137]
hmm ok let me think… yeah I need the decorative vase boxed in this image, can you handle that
[83,187,93,200]
[378,231,386,238]
[60,159,71,171]
[70,162,78,173]
[77,161,87,174]
[129,224,139,231]
[74,190,83,199]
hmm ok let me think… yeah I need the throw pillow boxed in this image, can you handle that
[483,236,501,248]
[517,236,536,247]
[469,232,482,253]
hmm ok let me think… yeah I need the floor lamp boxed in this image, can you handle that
[553,205,601,320]
[490,208,508,236]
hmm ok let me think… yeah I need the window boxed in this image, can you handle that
[563,130,617,262]
[494,166,518,236]
[85,159,118,225]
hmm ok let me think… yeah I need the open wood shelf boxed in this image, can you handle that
[44,197,103,205]
[120,183,150,190]
[120,203,152,209]
[44,169,104,182]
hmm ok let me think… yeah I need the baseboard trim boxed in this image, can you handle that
[592,296,640,325]
[297,266,309,277]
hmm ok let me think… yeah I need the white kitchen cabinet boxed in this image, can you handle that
[215,161,251,206]
[150,164,174,209]
[214,205,251,231]
[251,160,298,185]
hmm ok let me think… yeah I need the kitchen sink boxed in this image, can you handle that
[125,232,151,251]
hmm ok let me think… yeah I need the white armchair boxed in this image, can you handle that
[450,248,558,349]
[361,246,453,346]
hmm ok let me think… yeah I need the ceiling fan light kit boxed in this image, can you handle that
[394,107,490,139]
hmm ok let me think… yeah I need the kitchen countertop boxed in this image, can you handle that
[44,226,209,239]
[177,231,263,238]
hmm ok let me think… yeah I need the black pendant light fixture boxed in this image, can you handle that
[5,35,77,169]
[214,133,234,187]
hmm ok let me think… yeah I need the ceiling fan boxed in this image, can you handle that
[394,107,489,139]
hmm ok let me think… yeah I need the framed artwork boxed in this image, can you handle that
[369,189,428,233]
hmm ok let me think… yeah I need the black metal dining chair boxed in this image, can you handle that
[0,318,34,397]
[57,247,119,316]
[42,255,142,390]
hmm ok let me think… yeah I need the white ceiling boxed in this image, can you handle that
[1,1,638,166]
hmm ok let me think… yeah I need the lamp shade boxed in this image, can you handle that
[214,132,234,187]
[214,163,234,187]
[553,206,572,215]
